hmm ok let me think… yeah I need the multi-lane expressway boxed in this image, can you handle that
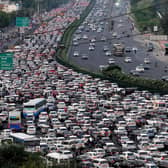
[68,0,168,80]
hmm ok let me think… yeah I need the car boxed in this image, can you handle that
[145,163,158,168]
[108,58,115,64]
[144,58,151,64]
[136,65,145,72]
[121,151,135,161]
[124,57,132,63]
[92,158,109,168]
[130,70,140,76]
[83,34,88,39]
[122,140,137,151]
[147,42,154,51]
[143,64,150,70]
[103,46,109,52]
[112,32,117,38]
[101,36,106,41]
[27,125,36,135]
[89,46,95,51]
[90,38,96,42]
[99,65,109,71]
[161,76,168,81]
[105,155,122,166]
[73,41,79,46]
[78,161,94,168]
[73,51,79,57]
[105,51,112,56]
[92,148,106,158]
[81,54,88,59]
[164,65,168,72]
[125,47,132,52]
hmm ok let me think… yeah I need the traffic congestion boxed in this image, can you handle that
[69,0,168,80]
[0,0,168,168]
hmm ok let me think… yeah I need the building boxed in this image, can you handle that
[0,0,19,13]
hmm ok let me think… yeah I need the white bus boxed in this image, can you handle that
[23,98,47,118]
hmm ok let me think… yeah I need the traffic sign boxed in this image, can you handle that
[16,17,30,27]
[0,52,14,70]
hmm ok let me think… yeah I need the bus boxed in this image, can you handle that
[8,111,22,130]
[10,133,40,146]
[23,98,47,118]
[113,43,124,56]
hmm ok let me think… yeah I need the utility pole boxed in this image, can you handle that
[37,0,40,15]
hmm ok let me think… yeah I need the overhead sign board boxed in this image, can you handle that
[16,17,30,27]
[0,52,14,70]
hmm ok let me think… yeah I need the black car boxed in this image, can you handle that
[78,161,94,168]
[162,76,168,81]
[164,65,168,72]
[105,155,123,166]
[125,47,132,52]
[147,42,154,51]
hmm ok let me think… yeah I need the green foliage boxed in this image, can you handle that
[0,144,46,168]
[131,0,160,32]
[160,12,168,34]
[104,65,121,71]
[0,144,28,168]
[102,68,168,94]
[0,11,11,28]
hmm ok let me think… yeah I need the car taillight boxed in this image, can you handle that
[161,157,164,160]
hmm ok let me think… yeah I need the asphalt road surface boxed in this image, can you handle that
[68,0,168,80]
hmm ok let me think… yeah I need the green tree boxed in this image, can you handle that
[160,12,168,34]
[0,144,45,168]
[0,11,10,28]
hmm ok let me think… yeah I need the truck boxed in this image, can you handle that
[113,43,125,56]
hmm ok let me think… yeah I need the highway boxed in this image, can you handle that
[68,0,168,80]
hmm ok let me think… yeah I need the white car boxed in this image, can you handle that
[46,150,73,163]
[136,65,144,72]
[27,125,36,135]
[144,58,151,64]
[90,38,96,42]
[121,151,135,161]
[99,65,109,71]
[83,34,88,39]
[108,58,115,64]
[105,51,112,56]
[73,51,79,57]
[89,46,95,51]
[112,32,117,38]
[81,54,89,59]
[124,57,132,63]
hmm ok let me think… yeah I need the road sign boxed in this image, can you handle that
[16,17,30,27]
[0,52,13,70]
[153,26,158,32]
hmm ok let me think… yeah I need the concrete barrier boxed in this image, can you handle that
[149,35,168,41]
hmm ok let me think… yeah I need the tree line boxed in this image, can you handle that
[130,0,168,34]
